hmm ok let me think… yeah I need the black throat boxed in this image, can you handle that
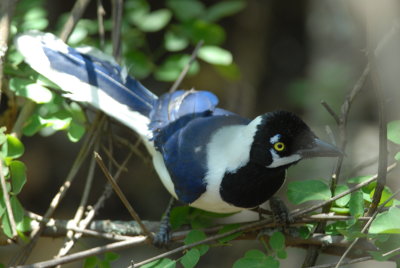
[219,162,286,208]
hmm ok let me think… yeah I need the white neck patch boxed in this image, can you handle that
[267,149,301,168]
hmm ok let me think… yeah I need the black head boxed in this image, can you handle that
[249,111,341,168]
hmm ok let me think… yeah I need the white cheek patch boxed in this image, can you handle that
[269,134,281,144]
[267,149,301,168]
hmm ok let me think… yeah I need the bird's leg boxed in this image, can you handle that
[153,197,175,248]
[269,196,293,226]
[250,207,273,220]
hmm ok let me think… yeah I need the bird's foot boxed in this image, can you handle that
[152,218,171,248]
[152,197,175,248]
[269,196,293,225]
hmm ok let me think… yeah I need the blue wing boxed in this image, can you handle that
[155,113,250,203]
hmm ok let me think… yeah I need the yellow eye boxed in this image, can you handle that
[274,142,285,152]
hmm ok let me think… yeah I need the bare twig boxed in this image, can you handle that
[0,159,17,238]
[10,101,36,138]
[367,48,388,216]
[15,237,147,268]
[320,101,340,125]
[111,0,123,61]
[169,40,204,93]
[96,0,106,49]
[56,141,100,257]
[94,151,153,240]
[59,0,93,42]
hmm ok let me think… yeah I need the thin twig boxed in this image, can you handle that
[367,45,388,216]
[10,101,36,139]
[320,101,340,125]
[111,0,123,62]
[56,141,100,257]
[308,256,372,268]
[59,0,93,42]
[96,0,106,49]
[15,237,147,268]
[169,40,204,93]
[94,151,153,240]
[0,159,17,238]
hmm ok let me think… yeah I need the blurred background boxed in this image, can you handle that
[2,0,400,267]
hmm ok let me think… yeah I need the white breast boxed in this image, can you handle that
[190,117,261,213]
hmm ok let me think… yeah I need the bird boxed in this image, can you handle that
[15,31,341,240]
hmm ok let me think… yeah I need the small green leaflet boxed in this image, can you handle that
[2,135,25,159]
[184,230,209,256]
[334,184,350,207]
[233,249,279,268]
[9,78,53,103]
[181,248,200,268]
[370,207,400,234]
[9,160,27,195]
[287,180,331,204]
[349,190,364,219]
[198,46,233,65]
[388,120,400,144]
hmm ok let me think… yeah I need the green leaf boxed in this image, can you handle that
[1,196,25,238]
[10,196,24,223]
[142,258,176,268]
[233,250,279,268]
[23,114,46,136]
[388,120,400,144]
[16,216,31,233]
[347,175,374,184]
[104,252,119,262]
[334,184,350,207]
[135,9,172,32]
[269,231,285,251]
[9,78,53,103]
[155,54,199,82]
[203,1,246,22]
[83,256,98,268]
[21,7,48,31]
[170,206,191,229]
[183,20,226,45]
[165,31,189,52]
[276,249,287,259]
[184,230,209,256]
[349,190,364,219]
[9,160,27,195]
[217,223,242,243]
[198,46,233,65]
[370,207,400,234]
[2,135,25,159]
[67,121,85,142]
[167,0,205,21]
[2,212,13,238]
[370,186,394,207]
[125,50,153,79]
[181,248,200,268]
[287,180,331,204]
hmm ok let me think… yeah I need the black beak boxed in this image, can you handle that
[299,138,343,158]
